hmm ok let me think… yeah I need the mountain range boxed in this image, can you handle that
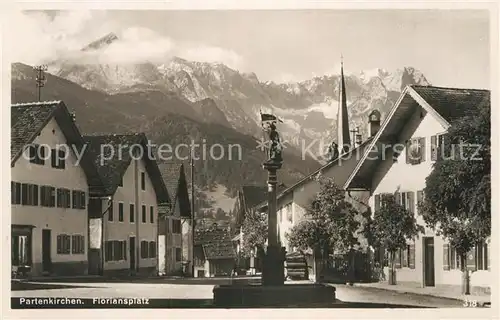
[11,32,431,216]
[48,32,430,152]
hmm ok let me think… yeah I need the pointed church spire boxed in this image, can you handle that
[337,55,351,154]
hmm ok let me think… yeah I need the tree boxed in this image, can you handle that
[287,178,363,283]
[419,101,490,294]
[372,193,423,285]
[240,209,268,259]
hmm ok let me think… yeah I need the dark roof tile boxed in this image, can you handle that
[412,85,490,122]
[202,242,236,260]
[11,101,61,162]
[83,133,170,203]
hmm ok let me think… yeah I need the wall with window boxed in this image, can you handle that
[368,106,490,288]
[11,118,89,275]
[103,157,158,271]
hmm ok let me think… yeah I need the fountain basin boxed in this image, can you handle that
[213,283,336,308]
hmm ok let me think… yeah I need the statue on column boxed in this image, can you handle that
[260,112,283,164]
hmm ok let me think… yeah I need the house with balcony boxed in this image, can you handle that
[10,101,103,277]
[83,133,170,277]
[158,162,192,276]
[343,85,491,291]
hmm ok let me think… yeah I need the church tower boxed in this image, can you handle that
[337,57,351,154]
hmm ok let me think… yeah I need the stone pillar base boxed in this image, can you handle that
[262,245,286,286]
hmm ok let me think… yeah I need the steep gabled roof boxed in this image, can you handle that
[343,85,491,190]
[195,225,235,260]
[83,133,170,203]
[202,242,236,260]
[162,162,191,218]
[11,101,104,192]
[411,85,490,123]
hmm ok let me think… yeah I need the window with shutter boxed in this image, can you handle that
[402,245,409,268]
[72,190,77,208]
[58,149,66,169]
[405,140,411,164]
[118,202,124,222]
[130,204,135,223]
[466,248,476,271]
[21,184,28,205]
[408,192,415,214]
[51,149,57,168]
[65,190,70,208]
[443,244,450,270]
[123,241,127,260]
[419,137,426,162]
[56,189,62,208]
[394,250,401,268]
[72,235,77,254]
[57,235,62,254]
[431,135,438,161]
[50,187,56,207]
[142,205,146,223]
[409,243,416,269]
[149,241,156,258]
[11,181,15,204]
[80,192,86,209]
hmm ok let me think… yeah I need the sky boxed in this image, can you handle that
[11,9,490,89]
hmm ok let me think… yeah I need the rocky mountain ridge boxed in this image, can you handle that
[48,32,431,157]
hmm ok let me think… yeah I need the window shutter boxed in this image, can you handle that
[80,192,86,209]
[11,181,15,204]
[51,149,57,168]
[443,244,450,270]
[66,190,71,208]
[21,184,28,205]
[408,191,415,214]
[419,137,426,163]
[33,185,38,206]
[59,149,66,169]
[409,244,416,269]
[431,135,438,161]
[394,250,401,268]
[466,247,476,271]
[56,235,62,254]
[15,183,21,204]
[402,246,408,268]
[441,134,450,159]
[40,145,46,164]
[374,194,381,212]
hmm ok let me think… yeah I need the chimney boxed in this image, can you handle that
[368,110,381,137]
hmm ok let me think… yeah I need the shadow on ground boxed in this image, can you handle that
[11,281,101,291]
[23,276,262,286]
